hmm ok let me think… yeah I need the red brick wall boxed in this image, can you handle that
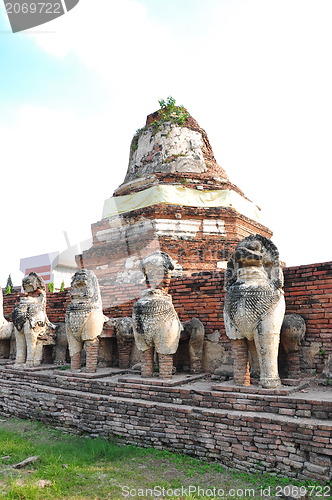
[0,366,331,482]
[3,262,332,373]
[84,205,272,277]
[100,273,226,336]
[3,291,70,324]
[283,262,332,373]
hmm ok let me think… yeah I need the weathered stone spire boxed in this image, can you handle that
[81,99,273,282]
[114,100,246,197]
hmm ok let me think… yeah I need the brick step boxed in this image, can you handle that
[1,366,331,421]
[1,376,332,431]
[1,373,332,482]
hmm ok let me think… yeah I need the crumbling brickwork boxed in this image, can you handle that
[82,205,272,279]
[0,367,331,482]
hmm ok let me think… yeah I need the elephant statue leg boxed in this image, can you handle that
[254,299,285,388]
[14,328,26,365]
[254,327,281,389]
[158,353,173,380]
[232,339,250,386]
[85,338,99,373]
[25,324,43,367]
[66,328,83,370]
[141,347,154,377]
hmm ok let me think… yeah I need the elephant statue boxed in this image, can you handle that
[113,316,135,369]
[132,251,182,379]
[65,269,108,373]
[0,287,14,359]
[0,287,13,340]
[177,318,205,373]
[12,272,55,367]
[280,314,306,378]
[224,234,285,389]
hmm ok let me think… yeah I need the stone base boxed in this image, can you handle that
[118,373,206,387]
[6,363,60,372]
[55,367,129,379]
[281,378,304,386]
[211,379,309,396]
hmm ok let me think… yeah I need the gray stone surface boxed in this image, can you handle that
[124,123,208,184]
[53,322,69,365]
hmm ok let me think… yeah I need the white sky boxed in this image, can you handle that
[0,0,332,285]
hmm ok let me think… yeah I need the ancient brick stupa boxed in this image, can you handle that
[80,98,272,288]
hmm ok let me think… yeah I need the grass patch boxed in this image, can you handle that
[0,419,328,499]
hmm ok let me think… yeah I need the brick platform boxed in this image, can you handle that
[118,373,206,387]
[0,365,331,482]
[211,380,309,396]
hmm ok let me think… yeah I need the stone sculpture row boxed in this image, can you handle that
[0,237,306,387]
[0,251,205,378]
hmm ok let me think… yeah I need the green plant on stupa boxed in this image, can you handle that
[131,97,189,151]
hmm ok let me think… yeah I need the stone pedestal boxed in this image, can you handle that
[232,339,250,386]
[158,354,173,380]
[71,352,81,370]
[141,348,154,377]
[85,339,99,373]
[189,359,202,374]
[118,342,133,369]
[287,351,301,379]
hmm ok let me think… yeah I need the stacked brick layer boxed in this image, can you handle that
[84,205,272,276]
[0,367,331,482]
